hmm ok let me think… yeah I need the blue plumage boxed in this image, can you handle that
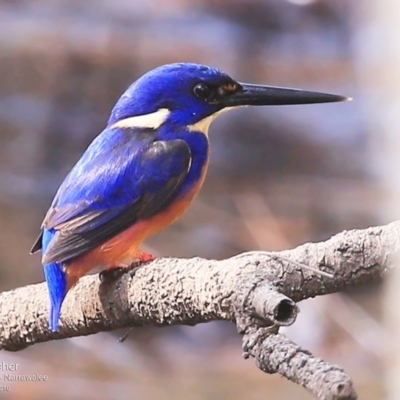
[44,126,207,232]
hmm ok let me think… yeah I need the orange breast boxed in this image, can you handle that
[65,161,209,282]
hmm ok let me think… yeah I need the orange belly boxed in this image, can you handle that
[64,163,208,287]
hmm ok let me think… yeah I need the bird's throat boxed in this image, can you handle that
[186,107,236,136]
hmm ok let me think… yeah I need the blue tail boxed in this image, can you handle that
[43,262,67,331]
[42,230,67,331]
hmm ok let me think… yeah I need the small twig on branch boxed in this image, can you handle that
[243,329,357,400]
[1,221,399,399]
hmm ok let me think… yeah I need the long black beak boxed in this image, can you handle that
[222,83,350,107]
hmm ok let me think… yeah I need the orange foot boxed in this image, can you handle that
[128,252,156,273]
[137,251,156,263]
[99,253,156,282]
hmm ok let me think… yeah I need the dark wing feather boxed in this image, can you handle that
[36,135,191,264]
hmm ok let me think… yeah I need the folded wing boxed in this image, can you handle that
[32,128,191,264]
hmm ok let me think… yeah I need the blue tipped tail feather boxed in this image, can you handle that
[43,262,67,331]
[42,229,67,331]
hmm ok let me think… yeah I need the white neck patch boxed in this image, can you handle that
[111,108,170,130]
[186,107,236,136]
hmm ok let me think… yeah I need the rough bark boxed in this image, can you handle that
[1,221,399,399]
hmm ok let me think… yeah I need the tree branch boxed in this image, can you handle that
[1,221,399,399]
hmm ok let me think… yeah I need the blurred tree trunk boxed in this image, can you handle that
[354,2,400,398]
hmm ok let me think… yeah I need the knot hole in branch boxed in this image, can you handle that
[234,277,299,334]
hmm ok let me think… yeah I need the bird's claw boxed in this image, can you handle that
[99,254,156,282]
[128,254,156,277]
[99,266,126,282]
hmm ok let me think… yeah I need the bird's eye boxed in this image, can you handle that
[193,83,213,100]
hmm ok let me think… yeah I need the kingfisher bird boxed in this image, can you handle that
[31,63,348,331]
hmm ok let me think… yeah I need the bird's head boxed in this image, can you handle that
[108,63,348,134]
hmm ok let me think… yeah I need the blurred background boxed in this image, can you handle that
[0,0,397,398]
